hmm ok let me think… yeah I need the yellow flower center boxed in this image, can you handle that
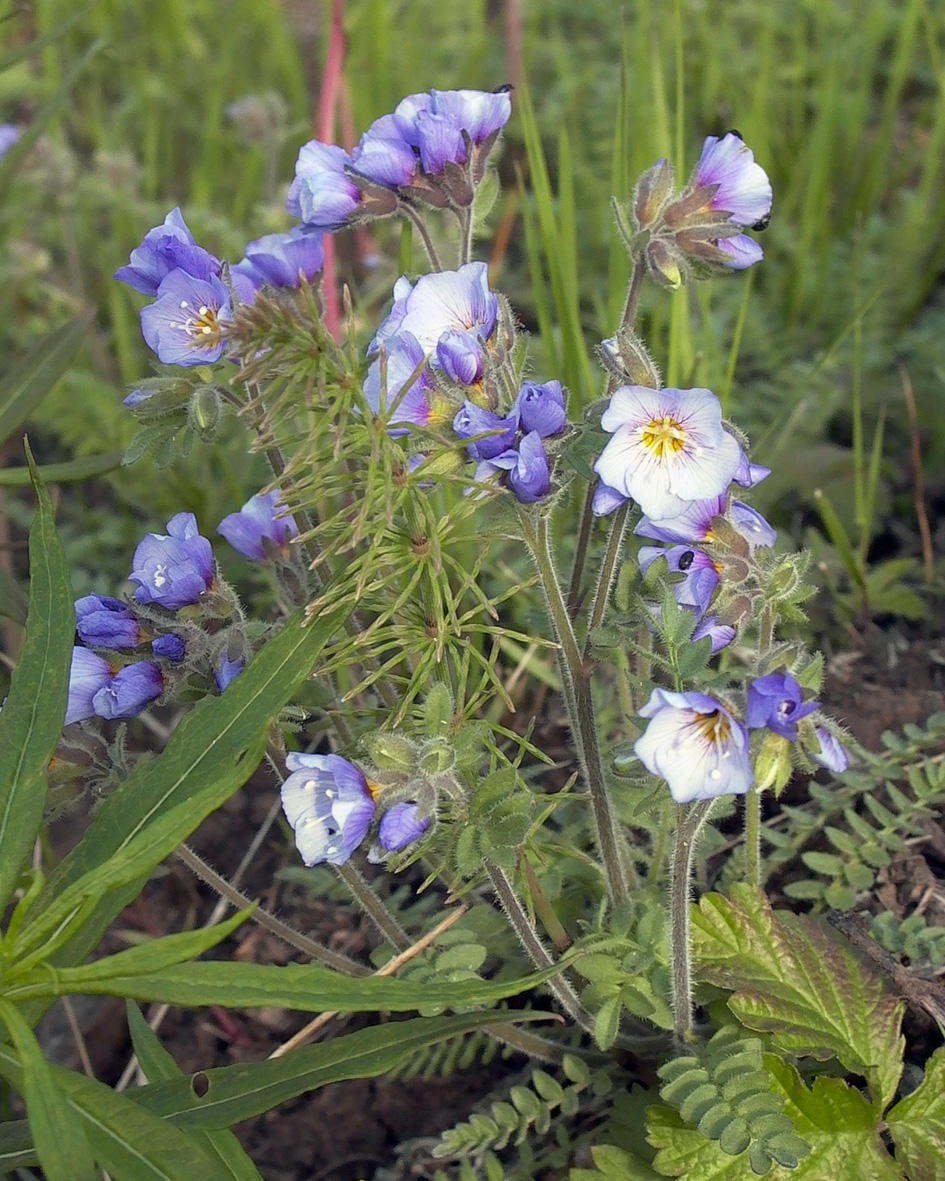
[641,416,686,458]
[694,709,730,747]
[171,299,222,345]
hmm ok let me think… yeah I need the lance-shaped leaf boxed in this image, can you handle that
[691,885,904,1108]
[0,1120,34,1170]
[886,1044,945,1180]
[0,312,95,447]
[0,1001,95,1181]
[130,1011,553,1130]
[646,1056,899,1179]
[0,448,74,910]
[127,1002,264,1181]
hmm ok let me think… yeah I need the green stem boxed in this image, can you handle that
[582,501,630,660]
[458,206,474,268]
[520,509,634,904]
[403,205,442,272]
[669,800,714,1046]
[745,786,762,887]
[566,478,597,619]
[335,861,410,951]
[619,260,645,334]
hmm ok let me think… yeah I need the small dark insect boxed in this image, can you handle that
[724,127,743,141]
[752,210,772,231]
[678,550,696,570]
[495,83,514,94]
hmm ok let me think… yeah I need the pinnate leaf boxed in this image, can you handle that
[691,885,904,1108]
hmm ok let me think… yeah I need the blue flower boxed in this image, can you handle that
[129,512,214,609]
[634,495,727,541]
[372,263,498,357]
[746,672,819,742]
[393,88,512,169]
[452,401,519,461]
[692,614,735,654]
[152,634,185,661]
[217,491,299,561]
[594,386,741,521]
[634,688,752,803]
[809,728,848,774]
[287,141,362,231]
[92,662,163,720]
[215,654,245,692]
[140,270,232,367]
[491,431,551,503]
[281,752,377,866]
[233,227,324,290]
[367,802,431,862]
[0,125,20,158]
[696,133,772,229]
[638,545,720,616]
[729,501,776,551]
[716,235,763,271]
[513,380,566,439]
[363,331,437,431]
[436,330,484,385]
[74,594,140,649]
[114,208,221,297]
[65,647,162,725]
[352,126,418,187]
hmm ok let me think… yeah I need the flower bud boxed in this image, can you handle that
[598,330,660,390]
[644,237,684,291]
[419,736,455,775]
[632,158,675,230]
[188,384,222,441]
[365,732,418,774]
[753,731,793,797]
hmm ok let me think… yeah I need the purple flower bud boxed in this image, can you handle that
[0,125,20,158]
[152,634,185,661]
[415,109,467,173]
[215,654,245,692]
[592,480,628,517]
[74,594,140,650]
[692,614,735,654]
[452,401,519,461]
[114,208,221,297]
[281,752,377,866]
[717,234,764,270]
[514,380,566,438]
[92,662,163,720]
[140,269,232,367]
[436,329,483,385]
[746,671,819,742]
[65,648,113,725]
[810,728,848,774]
[635,688,752,803]
[492,431,550,503]
[377,802,431,851]
[352,130,418,187]
[129,512,214,610]
[730,501,776,551]
[287,141,361,231]
[218,491,299,562]
[732,448,770,488]
[233,227,324,289]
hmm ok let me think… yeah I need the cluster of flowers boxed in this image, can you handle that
[288,87,512,230]
[65,493,297,726]
[281,753,431,866]
[114,208,324,369]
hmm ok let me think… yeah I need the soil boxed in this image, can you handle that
[20,622,945,1180]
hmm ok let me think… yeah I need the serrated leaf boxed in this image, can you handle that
[570,1143,662,1181]
[691,885,904,1107]
[648,1058,894,1179]
[886,1045,945,1180]
[0,451,74,910]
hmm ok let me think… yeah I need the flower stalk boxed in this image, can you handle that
[669,799,714,1045]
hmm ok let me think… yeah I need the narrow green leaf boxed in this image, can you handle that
[0,450,124,486]
[691,885,905,1108]
[127,1002,264,1181]
[0,1119,35,1170]
[812,486,865,589]
[0,449,74,910]
[886,1044,945,1180]
[0,565,29,625]
[0,1,101,72]
[11,956,566,1014]
[131,1012,553,1130]
[0,311,95,447]
[0,1000,96,1181]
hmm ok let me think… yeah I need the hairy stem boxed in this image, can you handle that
[175,843,367,974]
[335,861,411,951]
[403,204,443,272]
[582,501,630,660]
[670,800,714,1045]
[520,509,634,904]
[620,260,645,333]
[566,478,597,619]
[744,786,762,887]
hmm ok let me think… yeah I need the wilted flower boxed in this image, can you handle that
[233,227,324,290]
[129,512,214,609]
[634,687,752,804]
[513,380,566,438]
[114,207,220,297]
[74,594,140,649]
[746,671,819,742]
[594,386,740,520]
[281,752,378,866]
[809,727,848,774]
[218,491,299,561]
[140,270,232,366]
